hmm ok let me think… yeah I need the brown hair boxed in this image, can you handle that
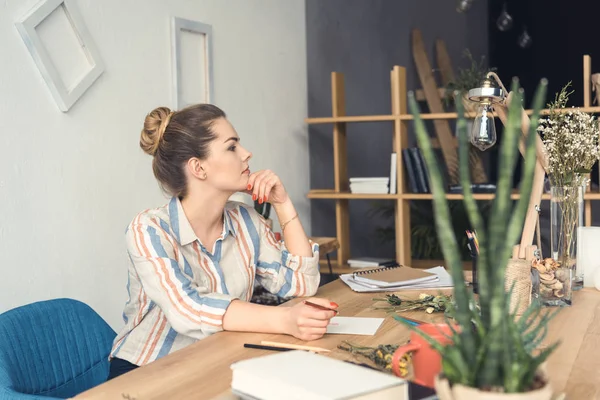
[140,104,226,198]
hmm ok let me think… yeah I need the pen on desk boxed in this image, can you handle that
[395,316,425,326]
[244,343,294,352]
[260,341,331,353]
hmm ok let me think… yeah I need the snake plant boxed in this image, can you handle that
[406,78,560,392]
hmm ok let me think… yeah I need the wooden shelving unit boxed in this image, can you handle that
[306,107,600,124]
[308,190,600,201]
[307,56,600,271]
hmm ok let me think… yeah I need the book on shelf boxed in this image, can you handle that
[231,350,408,400]
[401,149,419,194]
[347,257,397,268]
[409,148,429,193]
[389,153,397,194]
[448,183,497,194]
[402,147,454,194]
[349,177,389,194]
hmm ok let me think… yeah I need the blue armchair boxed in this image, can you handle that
[0,299,116,399]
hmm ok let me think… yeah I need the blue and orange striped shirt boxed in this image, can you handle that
[110,197,320,366]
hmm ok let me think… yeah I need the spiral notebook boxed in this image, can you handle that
[341,266,452,293]
[352,265,437,288]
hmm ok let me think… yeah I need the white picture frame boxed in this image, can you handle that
[171,17,214,110]
[14,0,104,112]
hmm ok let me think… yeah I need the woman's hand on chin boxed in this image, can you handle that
[246,170,289,205]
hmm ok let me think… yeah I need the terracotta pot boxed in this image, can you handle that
[434,370,553,400]
[391,324,454,388]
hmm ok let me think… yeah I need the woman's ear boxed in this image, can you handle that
[187,158,208,180]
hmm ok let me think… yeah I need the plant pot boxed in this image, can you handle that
[504,258,532,316]
[434,370,553,400]
[391,324,454,388]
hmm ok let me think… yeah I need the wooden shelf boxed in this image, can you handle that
[305,106,600,124]
[307,190,399,200]
[403,192,497,200]
[310,189,600,201]
[305,115,396,124]
[404,191,600,200]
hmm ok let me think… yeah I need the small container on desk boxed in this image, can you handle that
[470,252,478,294]
[468,242,478,294]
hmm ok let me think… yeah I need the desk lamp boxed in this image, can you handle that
[468,72,549,260]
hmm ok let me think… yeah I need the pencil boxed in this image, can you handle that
[304,300,339,313]
[397,315,426,326]
[260,341,331,353]
[244,343,293,352]
[396,316,420,327]
[472,230,480,252]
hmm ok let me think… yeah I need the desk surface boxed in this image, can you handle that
[76,281,600,400]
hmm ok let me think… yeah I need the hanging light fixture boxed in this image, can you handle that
[496,2,514,31]
[467,74,506,151]
[517,26,533,48]
[456,0,475,13]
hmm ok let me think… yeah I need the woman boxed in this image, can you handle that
[108,104,337,379]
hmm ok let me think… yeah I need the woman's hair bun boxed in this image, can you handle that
[140,106,174,156]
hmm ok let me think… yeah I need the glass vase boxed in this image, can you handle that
[540,185,583,307]
[574,183,587,289]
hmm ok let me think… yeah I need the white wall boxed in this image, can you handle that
[0,0,309,330]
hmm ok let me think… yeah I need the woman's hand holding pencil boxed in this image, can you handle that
[282,298,339,341]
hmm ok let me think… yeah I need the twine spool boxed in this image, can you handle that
[505,258,532,315]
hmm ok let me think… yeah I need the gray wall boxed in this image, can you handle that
[306,0,489,259]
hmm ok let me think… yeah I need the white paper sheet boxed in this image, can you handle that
[326,316,385,335]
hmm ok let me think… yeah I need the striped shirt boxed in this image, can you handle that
[110,196,320,366]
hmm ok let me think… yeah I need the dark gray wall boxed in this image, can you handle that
[306,0,489,259]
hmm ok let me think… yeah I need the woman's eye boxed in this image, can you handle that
[228,145,237,151]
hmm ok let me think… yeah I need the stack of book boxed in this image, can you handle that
[402,147,495,194]
[349,177,389,194]
[347,257,396,268]
[231,350,409,399]
[402,147,430,193]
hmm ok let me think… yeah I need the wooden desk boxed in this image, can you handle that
[75,282,600,400]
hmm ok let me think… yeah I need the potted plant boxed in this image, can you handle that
[444,49,496,115]
[536,82,600,304]
[406,78,559,398]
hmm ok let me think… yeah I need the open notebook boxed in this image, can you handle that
[351,265,437,288]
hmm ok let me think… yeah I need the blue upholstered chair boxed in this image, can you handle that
[0,299,116,399]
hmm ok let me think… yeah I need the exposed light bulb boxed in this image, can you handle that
[496,3,514,31]
[470,103,497,151]
[456,0,474,13]
[518,27,533,48]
